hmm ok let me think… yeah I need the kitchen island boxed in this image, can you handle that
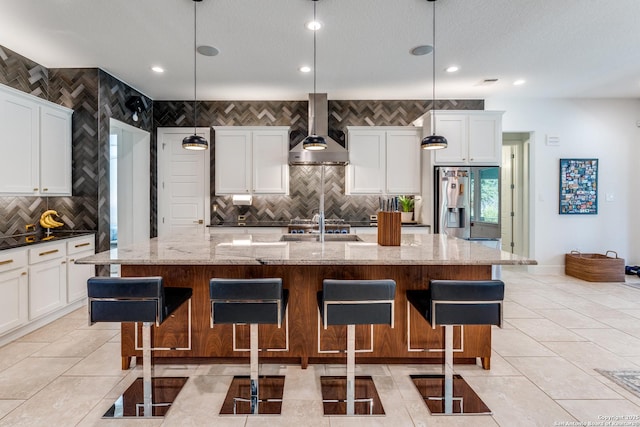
[78,232,535,370]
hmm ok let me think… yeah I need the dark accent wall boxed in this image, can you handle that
[0,46,152,278]
[154,99,483,223]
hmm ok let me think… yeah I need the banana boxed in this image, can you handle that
[48,217,64,227]
[39,210,64,228]
[40,215,55,228]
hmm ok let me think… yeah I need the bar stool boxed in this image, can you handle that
[209,278,288,415]
[87,276,192,418]
[406,279,504,415]
[318,279,396,416]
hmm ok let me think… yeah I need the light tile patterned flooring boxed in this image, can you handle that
[1,267,640,426]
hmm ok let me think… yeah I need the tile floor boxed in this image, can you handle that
[1,267,640,426]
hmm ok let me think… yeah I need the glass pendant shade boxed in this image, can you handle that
[302,134,327,150]
[421,134,448,150]
[182,134,208,150]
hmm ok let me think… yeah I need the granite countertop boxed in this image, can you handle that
[0,231,96,251]
[76,232,536,267]
[207,221,430,227]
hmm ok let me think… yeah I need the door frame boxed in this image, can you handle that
[501,132,532,258]
[109,118,151,248]
[157,127,211,237]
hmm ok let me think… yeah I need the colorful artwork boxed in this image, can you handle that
[559,158,598,215]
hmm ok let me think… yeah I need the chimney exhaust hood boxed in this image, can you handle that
[289,93,349,165]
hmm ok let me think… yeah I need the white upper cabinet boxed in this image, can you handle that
[418,110,503,165]
[385,129,421,194]
[0,83,72,196]
[0,87,40,194]
[214,126,289,195]
[40,104,73,195]
[252,129,290,194]
[346,127,421,195]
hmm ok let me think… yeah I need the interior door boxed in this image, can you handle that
[158,128,210,236]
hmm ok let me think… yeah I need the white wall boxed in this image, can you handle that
[485,98,640,271]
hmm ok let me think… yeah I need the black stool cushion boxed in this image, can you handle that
[407,280,504,327]
[319,279,396,326]
[87,277,192,324]
[210,278,288,325]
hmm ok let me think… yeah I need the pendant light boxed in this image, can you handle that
[302,0,327,151]
[182,0,208,150]
[421,0,448,150]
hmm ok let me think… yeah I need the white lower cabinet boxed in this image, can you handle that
[28,242,67,320]
[66,235,95,303]
[0,234,95,341]
[0,249,29,335]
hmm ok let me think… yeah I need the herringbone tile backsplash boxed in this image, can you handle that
[1,42,484,244]
[156,98,483,223]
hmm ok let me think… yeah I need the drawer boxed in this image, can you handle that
[28,242,66,264]
[67,235,95,255]
[0,248,28,273]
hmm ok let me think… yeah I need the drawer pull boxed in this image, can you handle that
[39,249,59,256]
[0,259,13,266]
[21,272,27,276]
[75,242,91,248]
[69,259,75,262]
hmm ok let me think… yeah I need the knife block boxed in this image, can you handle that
[377,212,401,246]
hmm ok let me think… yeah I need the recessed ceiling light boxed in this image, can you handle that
[151,66,164,73]
[513,79,526,86]
[197,45,219,56]
[306,20,322,31]
[299,66,311,73]
[410,45,433,56]
[445,66,459,73]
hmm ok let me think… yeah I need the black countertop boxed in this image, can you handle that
[0,231,96,251]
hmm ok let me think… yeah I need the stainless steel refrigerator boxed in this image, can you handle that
[434,166,501,240]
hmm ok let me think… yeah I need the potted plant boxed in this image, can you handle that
[398,195,414,223]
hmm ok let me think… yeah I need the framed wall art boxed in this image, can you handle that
[559,158,598,215]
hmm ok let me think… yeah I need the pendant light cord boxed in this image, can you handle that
[312,0,318,136]
[193,0,197,135]
[432,0,437,136]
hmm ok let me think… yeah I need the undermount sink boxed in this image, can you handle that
[280,234,363,242]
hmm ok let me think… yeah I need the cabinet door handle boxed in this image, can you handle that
[33,188,39,191]
[69,259,75,262]
[39,249,59,256]
[193,219,204,224]
[61,261,66,264]
[75,242,91,248]
[21,271,27,276]
[0,259,13,266]
[42,188,49,192]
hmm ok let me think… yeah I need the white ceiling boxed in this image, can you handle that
[1,0,639,101]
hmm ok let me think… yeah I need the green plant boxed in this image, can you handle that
[398,195,414,212]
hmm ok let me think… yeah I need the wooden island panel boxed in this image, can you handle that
[120,263,493,369]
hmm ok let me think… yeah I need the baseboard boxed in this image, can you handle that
[0,299,86,348]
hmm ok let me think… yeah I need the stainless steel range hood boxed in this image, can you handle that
[289,93,349,165]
